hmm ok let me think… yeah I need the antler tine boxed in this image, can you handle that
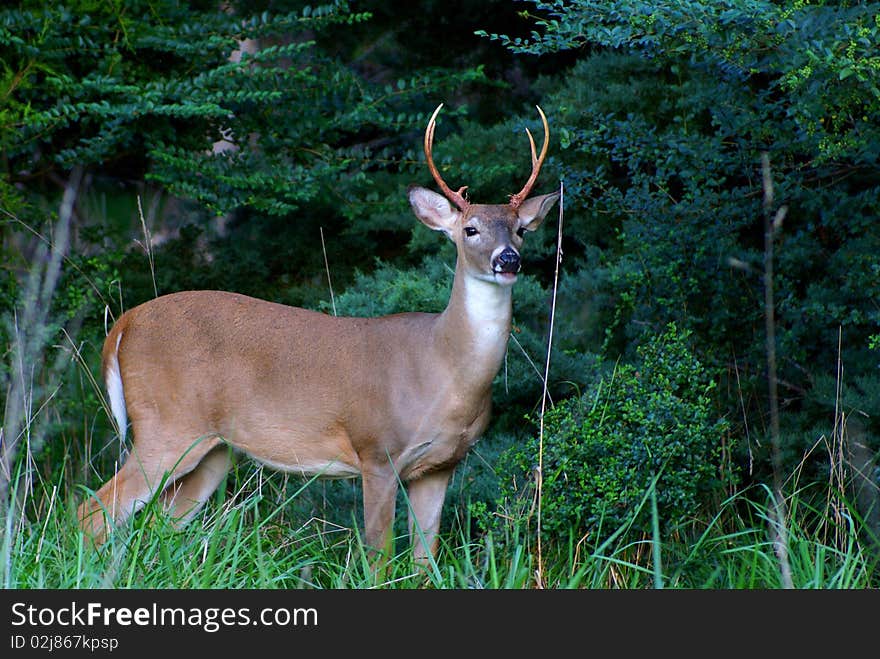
[525,127,538,167]
[424,103,469,212]
[509,105,550,209]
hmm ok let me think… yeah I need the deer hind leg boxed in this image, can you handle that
[160,444,233,525]
[406,468,452,563]
[78,428,223,544]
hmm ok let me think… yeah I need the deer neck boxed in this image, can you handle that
[434,262,513,388]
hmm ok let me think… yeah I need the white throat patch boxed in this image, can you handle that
[462,276,512,342]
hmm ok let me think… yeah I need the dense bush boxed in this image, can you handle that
[501,324,730,540]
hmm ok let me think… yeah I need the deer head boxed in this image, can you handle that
[408,104,559,286]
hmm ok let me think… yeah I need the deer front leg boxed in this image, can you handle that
[360,466,399,562]
[406,468,452,563]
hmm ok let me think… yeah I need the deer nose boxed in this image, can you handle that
[493,247,521,274]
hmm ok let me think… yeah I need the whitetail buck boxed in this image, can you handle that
[78,104,559,561]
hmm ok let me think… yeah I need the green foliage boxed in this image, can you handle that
[324,251,453,317]
[502,324,730,540]
[485,1,880,483]
[0,0,486,220]
[3,0,879,579]
[485,0,880,162]
[56,252,121,323]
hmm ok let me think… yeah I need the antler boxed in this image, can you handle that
[424,103,470,212]
[508,105,550,209]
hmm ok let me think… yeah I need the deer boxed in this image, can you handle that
[77,104,560,563]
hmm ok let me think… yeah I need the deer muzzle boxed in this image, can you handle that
[493,247,521,275]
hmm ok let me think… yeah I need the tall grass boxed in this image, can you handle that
[3,460,878,588]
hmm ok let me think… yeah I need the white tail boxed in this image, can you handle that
[78,105,560,561]
[104,332,127,444]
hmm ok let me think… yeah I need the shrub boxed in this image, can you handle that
[502,323,731,541]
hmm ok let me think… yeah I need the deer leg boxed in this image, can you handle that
[406,468,452,562]
[78,454,156,544]
[78,429,221,544]
[360,466,399,561]
[160,444,233,525]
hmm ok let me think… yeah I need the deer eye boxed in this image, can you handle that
[516,227,526,238]
[464,226,479,237]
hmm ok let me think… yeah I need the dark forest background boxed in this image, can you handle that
[1,0,878,571]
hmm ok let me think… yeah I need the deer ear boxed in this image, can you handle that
[516,191,560,232]
[408,186,460,238]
